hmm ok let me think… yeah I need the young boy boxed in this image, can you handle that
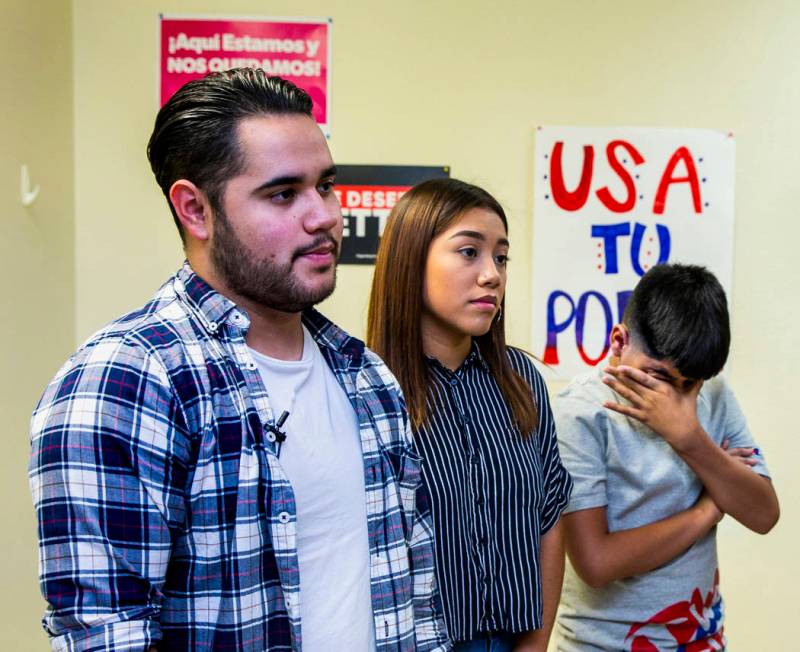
[553,263,779,651]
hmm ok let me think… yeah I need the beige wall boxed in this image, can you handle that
[0,0,75,646]
[4,0,798,647]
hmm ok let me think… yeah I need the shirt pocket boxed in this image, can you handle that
[381,445,423,540]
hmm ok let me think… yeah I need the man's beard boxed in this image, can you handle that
[210,207,339,313]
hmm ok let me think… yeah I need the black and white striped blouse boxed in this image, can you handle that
[414,345,573,643]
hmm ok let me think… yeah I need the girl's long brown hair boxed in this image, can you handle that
[367,178,539,435]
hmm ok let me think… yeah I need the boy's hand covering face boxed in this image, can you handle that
[601,365,703,450]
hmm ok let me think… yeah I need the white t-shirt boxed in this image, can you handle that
[249,326,376,652]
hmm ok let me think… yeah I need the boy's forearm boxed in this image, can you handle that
[676,429,780,533]
[564,498,720,589]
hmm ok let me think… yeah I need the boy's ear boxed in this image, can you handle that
[169,179,213,242]
[609,324,630,357]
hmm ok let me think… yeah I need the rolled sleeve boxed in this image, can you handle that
[713,376,772,478]
[535,377,574,534]
[50,618,160,652]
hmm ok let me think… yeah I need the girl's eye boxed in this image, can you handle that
[458,247,478,259]
[495,254,509,266]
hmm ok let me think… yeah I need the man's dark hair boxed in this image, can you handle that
[622,263,730,380]
[147,68,313,241]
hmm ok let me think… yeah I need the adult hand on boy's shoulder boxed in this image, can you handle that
[722,438,759,468]
[601,364,704,451]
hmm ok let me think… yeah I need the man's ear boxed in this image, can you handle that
[609,323,630,357]
[169,179,213,241]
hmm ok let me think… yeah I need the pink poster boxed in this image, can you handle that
[160,15,331,131]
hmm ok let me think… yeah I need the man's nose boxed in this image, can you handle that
[304,192,341,233]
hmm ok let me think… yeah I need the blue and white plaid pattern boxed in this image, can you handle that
[30,263,450,652]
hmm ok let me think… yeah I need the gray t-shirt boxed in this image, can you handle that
[553,370,770,651]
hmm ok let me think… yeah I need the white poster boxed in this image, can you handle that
[531,126,736,379]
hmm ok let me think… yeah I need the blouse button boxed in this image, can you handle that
[277,511,291,524]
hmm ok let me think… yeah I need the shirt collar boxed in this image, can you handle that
[426,340,491,375]
[173,262,365,362]
[173,261,240,335]
[302,308,365,364]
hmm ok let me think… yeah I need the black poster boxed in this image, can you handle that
[335,164,450,265]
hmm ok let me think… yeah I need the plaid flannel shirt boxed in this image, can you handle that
[30,262,450,652]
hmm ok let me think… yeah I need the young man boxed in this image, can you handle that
[29,69,449,652]
[553,263,779,651]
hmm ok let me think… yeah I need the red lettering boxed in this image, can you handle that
[550,142,594,211]
[336,185,408,210]
[653,146,702,214]
[596,140,645,213]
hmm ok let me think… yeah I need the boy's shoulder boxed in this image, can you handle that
[696,374,740,423]
[557,369,612,410]
[553,369,616,445]
[698,374,732,403]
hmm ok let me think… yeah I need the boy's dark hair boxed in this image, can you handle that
[147,68,313,241]
[622,263,730,379]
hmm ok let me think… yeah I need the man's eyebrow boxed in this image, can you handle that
[448,230,510,247]
[253,175,303,192]
[253,165,338,193]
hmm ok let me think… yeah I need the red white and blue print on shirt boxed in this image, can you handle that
[625,569,724,652]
